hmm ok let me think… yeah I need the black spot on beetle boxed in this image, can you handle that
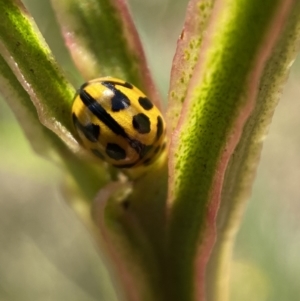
[101,82,131,111]
[82,124,100,142]
[128,139,145,155]
[122,82,133,89]
[106,143,126,160]
[111,91,130,111]
[72,113,100,142]
[80,90,129,139]
[132,113,151,134]
[143,158,153,165]
[104,80,133,90]
[91,149,105,160]
[140,145,153,158]
[156,116,163,140]
[72,112,79,125]
[138,97,153,110]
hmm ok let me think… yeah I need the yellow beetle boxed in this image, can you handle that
[72,77,166,168]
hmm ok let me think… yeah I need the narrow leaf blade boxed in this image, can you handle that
[51,0,161,108]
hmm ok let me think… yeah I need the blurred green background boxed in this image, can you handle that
[0,0,300,300]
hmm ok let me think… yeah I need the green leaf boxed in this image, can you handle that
[0,0,75,148]
[207,2,300,301]
[0,0,109,202]
[2,1,300,300]
[167,0,214,134]
[93,181,166,301]
[51,0,162,109]
[166,0,300,300]
[0,53,56,157]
